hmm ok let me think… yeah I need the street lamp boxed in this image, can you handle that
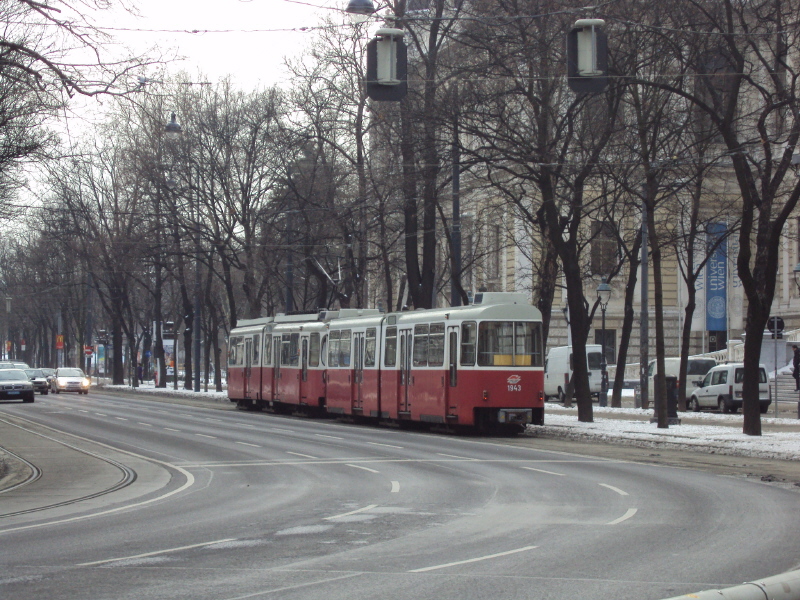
[345,0,375,23]
[597,277,611,407]
[165,113,201,393]
[793,263,800,418]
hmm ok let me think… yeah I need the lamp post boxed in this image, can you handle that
[165,113,201,393]
[793,262,800,419]
[597,277,611,408]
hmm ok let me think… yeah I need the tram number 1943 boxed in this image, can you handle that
[507,384,522,392]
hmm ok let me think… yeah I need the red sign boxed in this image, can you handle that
[56,335,64,350]
[84,346,93,356]
[20,339,25,351]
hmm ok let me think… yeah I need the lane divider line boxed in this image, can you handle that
[325,504,378,521]
[195,434,216,439]
[599,483,629,496]
[346,464,379,474]
[409,545,538,572]
[521,466,565,476]
[366,442,404,449]
[607,508,637,525]
[436,453,476,461]
[315,434,344,440]
[235,442,260,448]
[391,481,400,493]
[286,452,318,459]
[78,538,237,566]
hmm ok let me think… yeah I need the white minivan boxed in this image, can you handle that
[646,357,717,406]
[544,345,604,402]
[689,363,771,413]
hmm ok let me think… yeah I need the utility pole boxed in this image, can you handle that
[639,185,649,409]
[451,82,462,307]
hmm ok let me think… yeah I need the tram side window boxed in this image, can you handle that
[364,328,376,367]
[328,331,340,367]
[477,321,542,367]
[428,323,445,367]
[384,327,397,367]
[413,324,429,367]
[264,334,272,366]
[228,336,243,366]
[339,330,352,367]
[320,334,327,366]
[460,322,476,366]
[252,334,260,365]
[309,333,320,367]
[281,333,300,367]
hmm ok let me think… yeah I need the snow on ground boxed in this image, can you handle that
[103,381,800,461]
[530,405,800,461]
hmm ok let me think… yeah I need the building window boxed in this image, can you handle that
[591,221,617,276]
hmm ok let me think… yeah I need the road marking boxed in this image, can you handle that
[347,464,379,474]
[315,434,343,440]
[325,504,378,521]
[236,442,260,448]
[268,428,292,433]
[367,442,404,449]
[94,413,107,416]
[599,483,629,496]
[391,481,400,493]
[437,453,476,461]
[409,545,538,573]
[78,538,236,566]
[607,508,638,525]
[164,428,181,432]
[206,418,223,423]
[196,434,216,439]
[521,466,565,476]
[220,573,363,600]
[115,417,128,421]
[286,451,317,459]
[138,423,153,427]
[79,410,88,413]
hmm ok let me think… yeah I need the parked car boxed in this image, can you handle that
[646,357,717,405]
[689,363,771,414]
[0,368,35,403]
[544,345,604,401]
[50,367,91,394]
[24,368,49,395]
[12,362,29,369]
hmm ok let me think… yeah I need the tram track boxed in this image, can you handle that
[0,418,137,519]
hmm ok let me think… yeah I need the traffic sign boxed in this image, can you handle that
[767,316,784,334]
[84,346,93,356]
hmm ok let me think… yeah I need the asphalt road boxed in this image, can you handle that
[1,390,799,600]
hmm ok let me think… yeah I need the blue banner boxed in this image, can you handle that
[706,223,727,331]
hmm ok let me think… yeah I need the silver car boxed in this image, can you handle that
[0,368,35,403]
[51,367,91,395]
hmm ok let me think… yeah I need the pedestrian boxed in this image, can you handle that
[792,345,800,391]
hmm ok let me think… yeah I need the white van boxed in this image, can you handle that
[689,363,771,413]
[544,345,604,402]
[646,357,717,405]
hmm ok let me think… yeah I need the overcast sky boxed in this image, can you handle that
[99,0,348,89]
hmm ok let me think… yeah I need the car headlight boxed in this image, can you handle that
[82,378,90,387]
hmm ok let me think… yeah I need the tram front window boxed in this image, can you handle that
[477,321,543,367]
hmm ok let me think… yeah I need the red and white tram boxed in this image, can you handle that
[227,292,545,432]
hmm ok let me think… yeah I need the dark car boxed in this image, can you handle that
[0,368,35,403]
[51,367,90,394]
[24,368,49,395]
[41,367,56,387]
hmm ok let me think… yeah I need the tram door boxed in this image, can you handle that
[353,332,364,410]
[446,326,459,417]
[273,336,282,401]
[398,328,413,414]
[243,337,253,400]
[299,337,308,403]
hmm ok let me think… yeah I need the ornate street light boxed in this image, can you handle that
[597,277,611,407]
[164,113,201,393]
[345,0,375,23]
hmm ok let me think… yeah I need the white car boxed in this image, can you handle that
[689,363,770,414]
[51,367,91,395]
